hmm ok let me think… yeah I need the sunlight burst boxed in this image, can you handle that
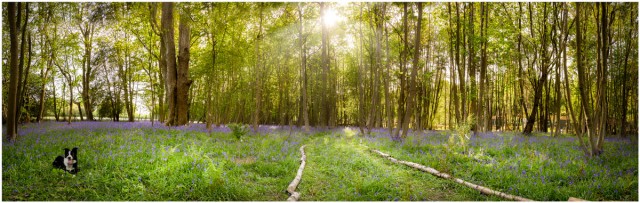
[322,7,344,27]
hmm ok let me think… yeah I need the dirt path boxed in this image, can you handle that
[297,136,501,201]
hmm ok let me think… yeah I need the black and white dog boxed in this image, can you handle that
[53,147,78,174]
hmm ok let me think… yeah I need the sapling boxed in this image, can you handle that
[228,123,249,141]
[449,114,475,154]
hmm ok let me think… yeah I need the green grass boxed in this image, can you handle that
[3,122,637,201]
[364,131,638,201]
[3,124,306,200]
[298,133,499,201]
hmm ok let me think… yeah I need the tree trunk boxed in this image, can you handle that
[18,32,32,124]
[76,101,84,121]
[81,18,95,121]
[399,2,423,138]
[393,3,409,139]
[15,2,28,130]
[594,2,609,156]
[619,7,635,137]
[38,32,53,122]
[575,2,595,157]
[176,6,192,125]
[456,3,466,124]
[320,2,331,129]
[523,3,550,135]
[53,75,59,121]
[298,3,310,132]
[253,3,264,132]
[149,3,167,123]
[162,2,178,126]
[478,3,488,132]
[6,2,19,141]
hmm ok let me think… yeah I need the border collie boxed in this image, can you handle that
[53,147,78,174]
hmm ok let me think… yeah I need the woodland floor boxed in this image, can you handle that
[2,121,637,201]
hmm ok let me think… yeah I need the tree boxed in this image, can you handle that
[6,2,20,141]
[253,3,264,132]
[298,2,310,132]
[161,2,192,126]
[398,2,423,138]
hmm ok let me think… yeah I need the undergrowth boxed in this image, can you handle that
[364,131,638,201]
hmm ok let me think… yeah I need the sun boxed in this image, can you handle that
[322,7,343,27]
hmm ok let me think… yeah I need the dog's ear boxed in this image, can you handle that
[64,148,70,154]
[71,147,78,156]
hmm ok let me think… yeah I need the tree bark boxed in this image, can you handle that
[18,32,32,124]
[575,2,595,157]
[6,2,19,141]
[399,2,423,138]
[298,3,310,132]
[320,2,331,129]
[80,7,95,121]
[176,5,192,125]
[523,3,550,135]
[370,149,533,201]
[253,3,264,132]
[149,3,166,123]
[162,2,178,126]
[15,2,28,130]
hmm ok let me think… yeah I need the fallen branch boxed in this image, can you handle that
[370,149,533,201]
[286,145,306,201]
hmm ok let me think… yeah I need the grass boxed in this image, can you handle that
[364,130,638,201]
[3,122,306,200]
[298,132,499,201]
[2,122,638,201]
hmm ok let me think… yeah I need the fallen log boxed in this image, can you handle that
[568,197,587,201]
[370,149,533,201]
[286,145,307,201]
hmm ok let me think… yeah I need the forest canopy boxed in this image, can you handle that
[2,2,638,145]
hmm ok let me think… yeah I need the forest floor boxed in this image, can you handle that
[2,121,637,201]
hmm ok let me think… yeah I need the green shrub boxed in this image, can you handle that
[448,114,475,153]
[228,123,249,141]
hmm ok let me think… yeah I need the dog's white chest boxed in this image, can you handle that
[64,158,76,171]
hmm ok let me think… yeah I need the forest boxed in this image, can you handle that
[2,2,638,201]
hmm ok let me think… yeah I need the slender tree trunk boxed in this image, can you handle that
[298,3,310,132]
[6,2,19,141]
[456,3,467,124]
[575,2,595,157]
[619,7,635,137]
[523,3,550,135]
[320,2,331,129]
[53,75,59,121]
[393,3,409,138]
[81,21,95,121]
[15,2,28,130]
[38,34,53,122]
[253,4,264,132]
[594,2,609,155]
[76,101,84,121]
[467,3,477,131]
[18,32,32,124]
[400,2,423,138]
[478,3,488,132]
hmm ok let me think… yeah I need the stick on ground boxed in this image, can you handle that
[286,145,306,201]
[370,149,533,201]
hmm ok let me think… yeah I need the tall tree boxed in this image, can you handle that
[398,2,423,138]
[523,3,551,135]
[162,2,178,126]
[6,2,20,141]
[297,3,310,132]
[253,3,264,132]
[176,4,192,125]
